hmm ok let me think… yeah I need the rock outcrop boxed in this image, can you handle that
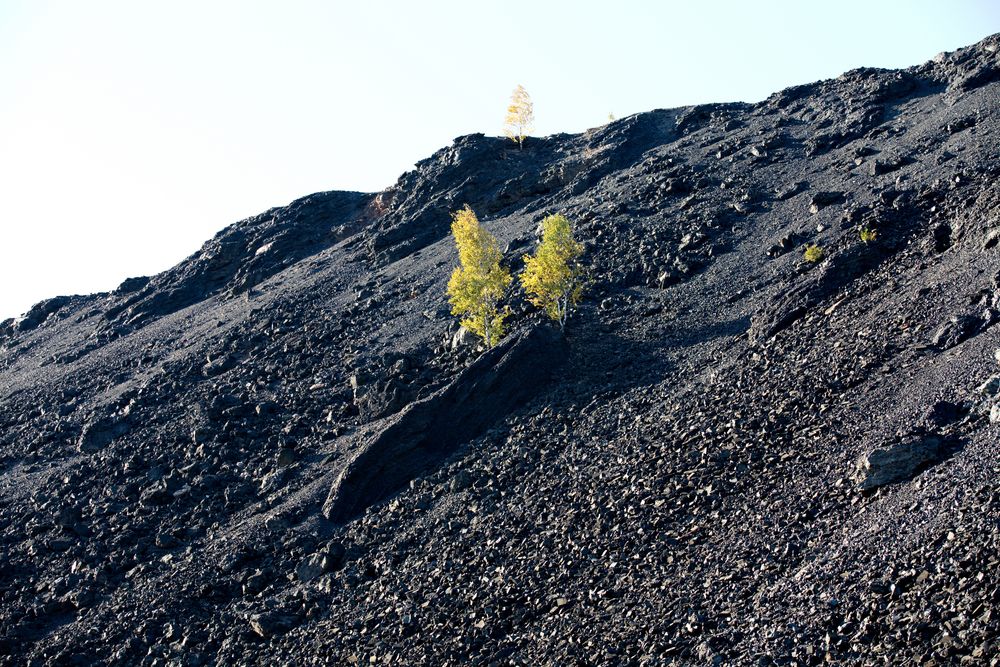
[323,325,566,523]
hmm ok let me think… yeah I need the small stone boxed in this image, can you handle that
[139,483,173,506]
[297,554,326,582]
[931,314,982,350]
[48,538,74,552]
[808,191,843,213]
[202,355,232,377]
[276,448,296,468]
[243,571,268,596]
[296,543,345,582]
[56,506,81,530]
[450,470,472,492]
[256,401,280,416]
[450,326,475,351]
[248,612,297,638]
[78,417,131,454]
[264,515,288,532]
[155,534,178,549]
[259,470,286,494]
[977,375,1000,397]
[990,404,1000,424]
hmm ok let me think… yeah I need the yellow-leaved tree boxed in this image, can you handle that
[521,213,586,331]
[503,85,534,149]
[446,205,512,349]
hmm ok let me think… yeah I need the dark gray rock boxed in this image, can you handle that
[296,542,344,582]
[248,612,299,639]
[154,533,178,549]
[113,276,151,295]
[922,401,968,428]
[275,448,296,467]
[323,326,567,523]
[15,296,71,332]
[931,314,983,350]
[295,554,326,583]
[355,377,414,420]
[256,401,281,416]
[766,233,797,257]
[977,375,1000,397]
[749,288,812,344]
[855,434,955,491]
[78,416,131,453]
[808,191,843,213]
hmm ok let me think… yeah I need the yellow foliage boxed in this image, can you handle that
[503,85,534,149]
[446,206,512,348]
[521,213,586,330]
[804,244,825,263]
[859,227,878,244]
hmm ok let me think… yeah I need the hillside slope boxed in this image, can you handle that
[2,34,1000,666]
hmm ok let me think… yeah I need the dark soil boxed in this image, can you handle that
[3,33,1000,666]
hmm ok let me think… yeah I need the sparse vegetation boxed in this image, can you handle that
[503,85,534,149]
[446,205,512,348]
[804,244,825,263]
[860,227,878,244]
[521,213,586,331]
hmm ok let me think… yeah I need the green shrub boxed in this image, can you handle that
[804,244,825,263]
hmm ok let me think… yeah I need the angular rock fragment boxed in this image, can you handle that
[808,191,843,214]
[78,416,131,454]
[855,434,956,492]
[296,542,345,582]
[249,612,298,639]
[930,314,983,350]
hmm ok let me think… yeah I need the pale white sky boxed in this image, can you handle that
[1,1,997,319]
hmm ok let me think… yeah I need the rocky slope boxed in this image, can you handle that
[2,34,1000,666]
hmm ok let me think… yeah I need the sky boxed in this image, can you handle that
[1,1,997,319]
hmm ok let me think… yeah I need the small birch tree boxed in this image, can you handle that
[503,85,534,149]
[521,213,586,331]
[446,206,512,348]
